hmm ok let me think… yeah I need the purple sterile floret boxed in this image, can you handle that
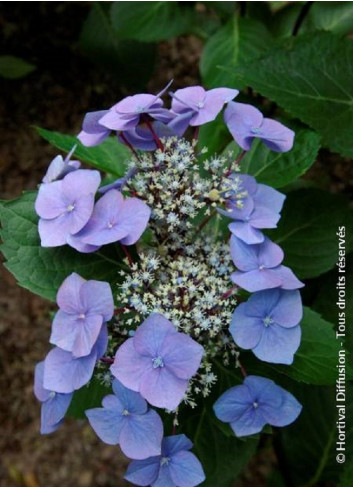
[230,235,304,292]
[69,189,151,250]
[78,110,111,147]
[119,121,176,151]
[34,361,73,434]
[230,289,302,364]
[35,169,101,247]
[111,313,204,410]
[125,434,205,487]
[86,379,163,460]
[219,173,286,244]
[224,102,295,153]
[169,86,239,135]
[214,375,302,437]
[42,147,81,184]
[43,324,108,394]
[50,273,114,358]
[98,82,174,132]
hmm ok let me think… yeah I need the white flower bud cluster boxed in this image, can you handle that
[112,138,243,404]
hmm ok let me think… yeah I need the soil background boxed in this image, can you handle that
[1,3,352,487]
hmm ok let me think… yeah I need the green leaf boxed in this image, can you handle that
[198,113,231,157]
[231,32,353,158]
[80,2,156,89]
[243,307,349,385]
[269,3,305,38]
[201,16,274,89]
[301,2,353,36]
[182,363,256,486]
[223,128,320,188]
[0,55,36,79]
[36,127,130,177]
[0,192,123,302]
[268,188,353,279]
[110,1,193,42]
[278,383,353,485]
[184,407,258,486]
[67,374,111,419]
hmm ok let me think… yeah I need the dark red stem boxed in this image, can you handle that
[121,244,133,267]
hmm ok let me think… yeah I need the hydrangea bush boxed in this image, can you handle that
[0,81,350,486]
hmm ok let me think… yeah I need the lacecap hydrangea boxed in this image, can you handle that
[34,83,302,486]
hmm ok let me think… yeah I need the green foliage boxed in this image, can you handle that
[201,17,274,89]
[224,128,320,188]
[183,363,257,486]
[301,2,353,36]
[68,374,111,419]
[37,127,129,177]
[79,2,156,89]
[198,114,231,157]
[0,192,124,302]
[0,55,36,79]
[110,1,193,42]
[231,32,353,158]
[269,189,353,279]
[278,383,353,485]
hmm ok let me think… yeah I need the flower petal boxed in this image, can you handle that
[56,273,85,314]
[112,379,147,415]
[140,368,188,410]
[230,303,264,350]
[274,265,305,289]
[169,450,205,487]
[162,434,193,456]
[231,269,282,292]
[119,409,163,459]
[41,392,73,427]
[86,405,125,445]
[253,324,301,364]
[213,385,253,423]
[260,118,295,153]
[161,333,204,380]
[111,338,153,391]
[230,235,259,271]
[125,457,160,487]
[80,280,114,321]
[271,290,303,327]
[119,198,151,246]
[35,181,66,219]
[133,313,176,357]
[43,347,97,394]
[229,221,264,244]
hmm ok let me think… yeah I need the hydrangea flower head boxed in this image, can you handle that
[35,169,101,247]
[43,324,108,394]
[34,361,73,434]
[50,273,114,357]
[69,189,151,250]
[170,86,238,134]
[230,289,302,364]
[78,110,111,147]
[214,375,302,436]
[219,173,286,244]
[230,235,304,292]
[224,102,295,152]
[86,379,163,460]
[42,148,80,184]
[111,313,204,410]
[125,434,205,487]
